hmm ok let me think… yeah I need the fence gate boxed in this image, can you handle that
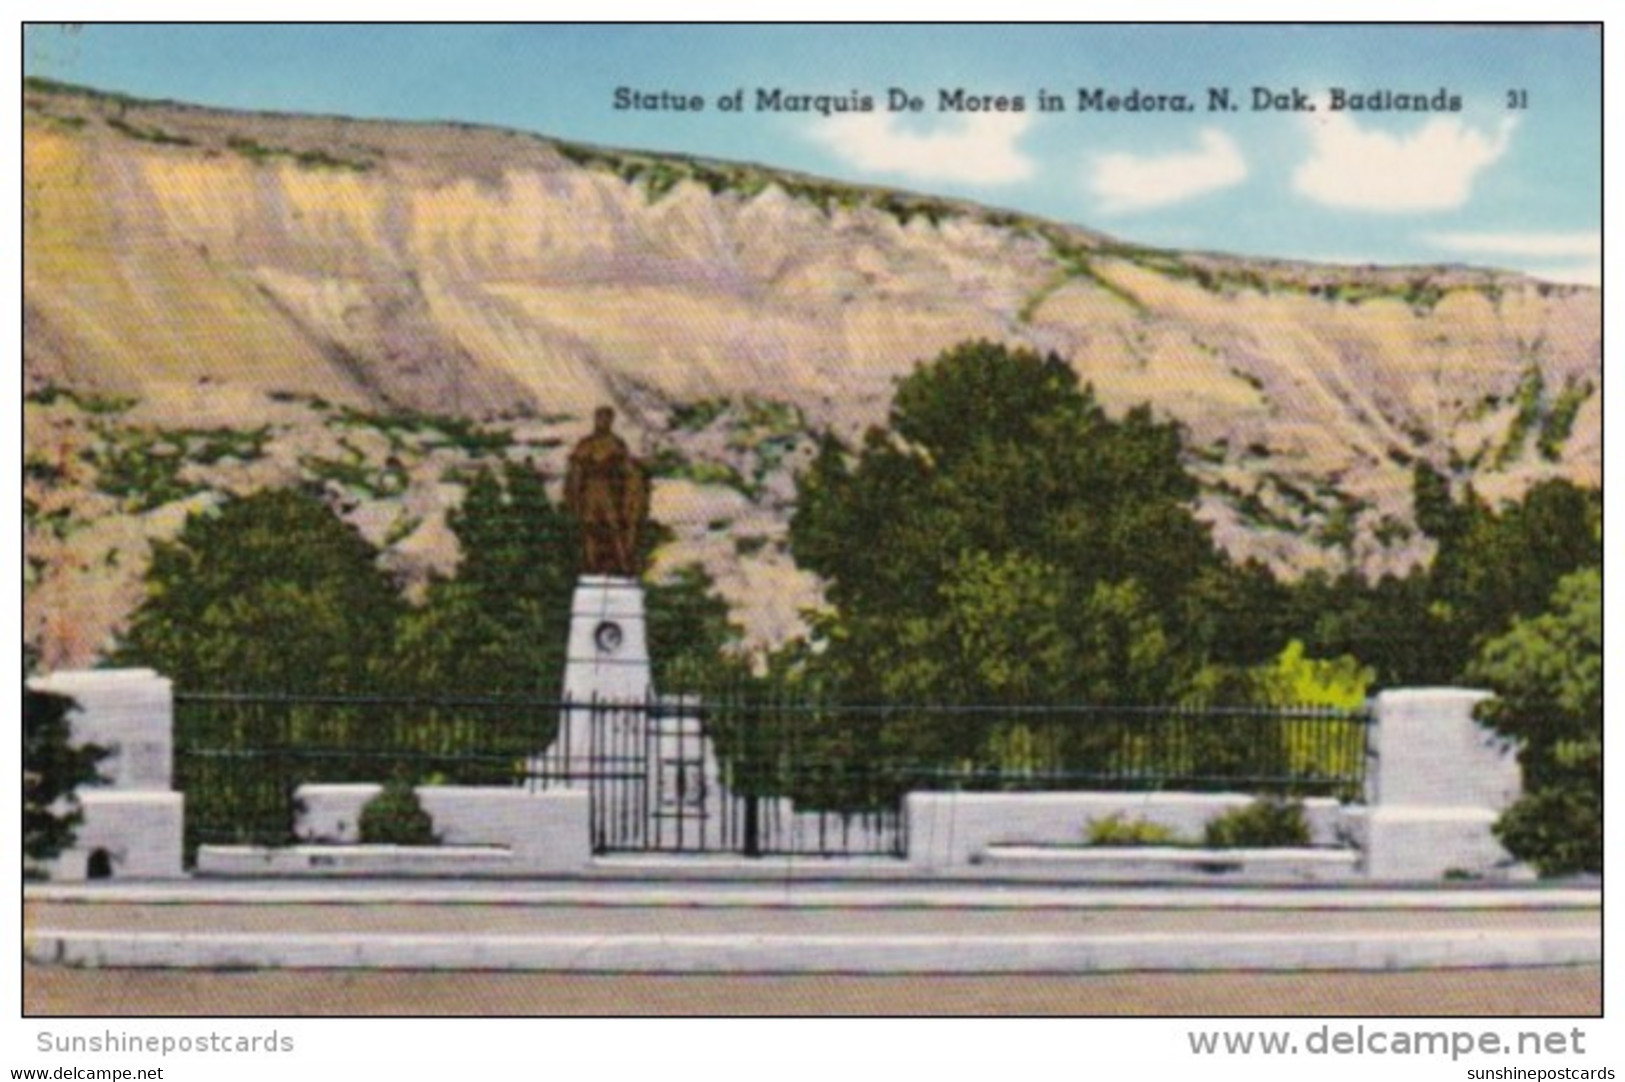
[572,695,908,858]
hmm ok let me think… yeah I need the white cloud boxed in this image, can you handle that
[1426,230,1600,286]
[1522,262,1601,287]
[809,112,1034,185]
[1088,129,1247,214]
[1424,230,1599,260]
[1294,113,1516,212]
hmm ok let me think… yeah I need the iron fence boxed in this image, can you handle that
[173,690,1371,861]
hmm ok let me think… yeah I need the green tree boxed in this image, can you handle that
[1289,476,1600,688]
[782,340,1281,795]
[117,487,402,692]
[392,465,576,696]
[1432,479,1600,657]
[393,465,740,697]
[646,563,745,692]
[1467,567,1600,876]
[1185,640,1373,797]
[790,339,1236,705]
[23,651,109,879]
[1284,569,1438,688]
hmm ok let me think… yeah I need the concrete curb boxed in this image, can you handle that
[25,927,1599,973]
[25,881,1602,911]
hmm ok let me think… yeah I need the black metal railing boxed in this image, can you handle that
[173,690,1370,862]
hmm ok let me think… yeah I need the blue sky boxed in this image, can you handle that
[24,24,1601,283]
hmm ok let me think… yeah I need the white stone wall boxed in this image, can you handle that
[26,669,185,880]
[1355,687,1525,879]
[29,669,174,790]
[906,791,1347,872]
[294,784,591,874]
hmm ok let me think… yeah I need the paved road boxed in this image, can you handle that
[25,965,1602,1016]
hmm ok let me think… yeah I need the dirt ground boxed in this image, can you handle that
[25,965,1601,1017]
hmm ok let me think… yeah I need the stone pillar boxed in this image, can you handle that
[540,575,654,786]
[561,575,654,704]
[26,669,186,880]
[539,577,727,851]
[1353,687,1524,880]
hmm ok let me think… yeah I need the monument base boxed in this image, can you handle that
[561,575,653,704]
[537,578,725,849]
[536,576,655,789]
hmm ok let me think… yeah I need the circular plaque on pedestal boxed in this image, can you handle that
[593,620,625,655]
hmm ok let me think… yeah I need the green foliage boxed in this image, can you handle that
[86,434,204,511]
[647,564,746,691]
[116,487,404,693]
[183,427,271,465]
[1479,366,1596,467]
[1489,788,1598,880]
[393,465,575,697]
[1494,366,1545,467]
[1293,472,1600,688]
[227,135,373,172]
[23,656,110,879]
[1185,641,1372,796]
[77,425,268,511]
[1248,640,1372,711]
[648,457,754,496]
[1045,237,1145,310]
[333,407,512,455]
[1085,813,1184,847]
[1538,378,1594,461]
[105,115,194,147]
[358,778,437,846]
[778,339,1318,791]
[25,385,138,414]
[24,455,66,485]
[1467,567,1600,876]
[550,138,966,225]
[791,339,1236,708]
[1431,479,1600,664]
[657,396,809,496]
[669,399,731,432]
[24,75,142,106]
[1203,798,1309,848]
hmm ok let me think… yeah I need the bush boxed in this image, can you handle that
[23,664,109,879]
[1491,787,1598,878]
[1467,566,1600,877]
[1203,798,1309,848]
[1085,813,1184,847]
[358,779,436,846]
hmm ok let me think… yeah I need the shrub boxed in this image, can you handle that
[358,779,437,846]
[23,662,110,879]
[1468,567,1600,876]
[1203,798,1309,848]
[1085,813,1184,847]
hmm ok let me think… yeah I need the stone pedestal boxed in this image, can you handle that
[1350,687,1526,880]
[539,577,725,848]
[26,669,185,880]
[537,576,654,786]
[560,576,653,774]
[561,575,654,703]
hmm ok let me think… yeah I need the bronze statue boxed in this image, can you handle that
[565,406,648,578]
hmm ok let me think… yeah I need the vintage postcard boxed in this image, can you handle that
[19,19,1602,1058]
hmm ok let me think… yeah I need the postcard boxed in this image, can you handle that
[18,19,1603,1066]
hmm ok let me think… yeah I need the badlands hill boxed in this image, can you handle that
[22,78,1600,669]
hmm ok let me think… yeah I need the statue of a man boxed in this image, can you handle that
[565,406,648,578]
